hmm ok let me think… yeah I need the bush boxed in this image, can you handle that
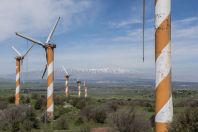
[54,96,66,106]
[80,123,91,132]
[80,106,93,121]
[170,107,198,132]
[80,105,107,123]
[109,108,151,132]
[76,99,87,109]
[31,93,39,100]
[0,105,39,132]
[91,106,107,123]
[8,96,15,103]
[176,99,198,107]
[0,101,8,110]
[104,100,119,112]
[54,106,68,119]
[34,96,46,110]
[21,95,30,104]
[75,117,84,125]
[54,116,69,130]
[69,97,87,109]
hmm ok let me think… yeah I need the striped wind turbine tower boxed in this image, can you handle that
[16,17,61,120]
[155,0,173,131]
[62,66,70,97]
[77,80,81,97]
[12,45,34,105]
[84,81,87,98]
[141,0,173,131]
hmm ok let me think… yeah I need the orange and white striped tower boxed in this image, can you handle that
[84,81,87,98]
[15,17,60,121]
[77,80,81,97]
[46,44,56,120]
[155,0,173,131]
[65,75,69,97]
[15,57,21,105]
[12,45,34,105]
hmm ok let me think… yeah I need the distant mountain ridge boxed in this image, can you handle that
[0,68,143,81]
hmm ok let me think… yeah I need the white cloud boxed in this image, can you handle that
[109,19,142,28]
[0,0,91,42]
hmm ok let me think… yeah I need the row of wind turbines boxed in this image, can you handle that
[62,65,88,98]
[12,17,87,120]
[9,0,173,131]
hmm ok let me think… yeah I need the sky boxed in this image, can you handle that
[0,0,198,82]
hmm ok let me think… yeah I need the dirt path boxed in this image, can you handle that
[91,127,112,132]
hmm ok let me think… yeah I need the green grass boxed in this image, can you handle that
[0,84,197,131]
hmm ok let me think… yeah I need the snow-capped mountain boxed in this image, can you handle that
[0,68,144,81]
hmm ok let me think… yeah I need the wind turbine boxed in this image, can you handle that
[141,0,173,131]
[77,80,81,98]
[84,81,87,98]
[12,44,34,105]
[15,17,61,120]
[62,66,70,97]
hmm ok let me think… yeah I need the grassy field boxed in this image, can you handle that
[0,82,197,132]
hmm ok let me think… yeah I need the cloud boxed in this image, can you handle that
[109,19,142,28]
[0,0,91,42]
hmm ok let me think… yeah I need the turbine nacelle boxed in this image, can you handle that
[77,80,81,84]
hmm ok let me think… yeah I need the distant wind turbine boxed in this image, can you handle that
[84,81,87,98]
[12,44,34,105]
[77,80,81,98]
[62,65,70,97]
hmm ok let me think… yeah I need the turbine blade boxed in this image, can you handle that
[46,17,61,43]
[23,44,34,58]
[142,0,145,62]
[45,48,48,63]
[12,46,22,57]
[62,65,69,75]
[16,32,44,46]
[42,65,47,79]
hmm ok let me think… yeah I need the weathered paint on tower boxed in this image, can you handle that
[155,0,173,131]
[77,81,81,97]
[65,75,69,97]
[15,57,21,105]
[46,44,56,120]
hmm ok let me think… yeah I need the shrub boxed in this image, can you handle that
[80,105,107,123]
[54,96,66,106]
[76,99,87,109]
[54,116,69,130]
[170,107,198,132]
[104,100,119,112]
[0,101,8,110]
[31,93,39,100]
[0,105,39,132]
[69,97,79,107]
[80,123,91,132]
[69,97,87,109]
[21,95,30,104]
[75,117,84,125]
[80,106,93,121]
[109,108,151,132]
[54,106,68,119]
[34,96,46,110]
[8,96,15,103]
[91,106,107,123]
